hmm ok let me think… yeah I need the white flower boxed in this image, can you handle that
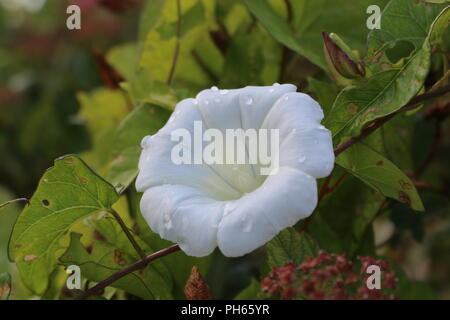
[136,84,334,257]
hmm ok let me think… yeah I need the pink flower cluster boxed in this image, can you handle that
[261,251,398,300]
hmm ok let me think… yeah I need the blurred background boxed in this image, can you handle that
[0,0,449,299]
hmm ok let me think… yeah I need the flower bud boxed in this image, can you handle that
[322,32,365,79]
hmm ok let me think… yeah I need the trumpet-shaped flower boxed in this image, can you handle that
[136,84,334,257]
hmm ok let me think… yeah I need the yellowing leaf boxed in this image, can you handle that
[9,155,119,294]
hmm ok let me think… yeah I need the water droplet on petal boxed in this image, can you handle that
[204,100,210,105]
[241,94,253,106]
[220,89,229,95]
[223,203,234,217]
[273,82,280,86]
[284,96,289,101]
[269,88,275,93]
[241,215,253,232]
[192,99,198,105]
[298,155,307,164]
[211,86,219,91]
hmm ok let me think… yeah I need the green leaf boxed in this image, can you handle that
[336,143,424,211]
[307,77,339,116]
[367,0,448,66]
[139,0,215,85]
[60,232,172,299]
[234,278,261,300]
[326,4,450,142]
[309,173,384,255]
[106,103,171,192]
[77,88,130,171]
[8,155,119,294]
[243,0,389,70]
[122,71,180,111]
[220,26,282,87]
[381,114,417,172]
[242,0,322,68]
[266,228,319,268]
[77,88,129,137]
[106,43,139,81]
[0,273,11,300]
[326,49,430,141]
[87,216,173,298]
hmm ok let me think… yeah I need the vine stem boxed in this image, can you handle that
[109,209,147,260]
[76,245,180,300]
[167,0,181,86]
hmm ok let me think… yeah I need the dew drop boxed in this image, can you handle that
[192,99,198,105]
[204,100,210,105]
[220,89,229,95]
[273,82,280,86]
[241,94,253,106]
[211,86,219,91]
[269,88,275,93]
[241,215,253,233]
[223,203,234,217]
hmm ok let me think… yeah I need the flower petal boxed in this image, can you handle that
[262,92,335,178]
[136,98,241,200]
[194,84,297,192]
[217,166,317,257]
[140,184,224,257]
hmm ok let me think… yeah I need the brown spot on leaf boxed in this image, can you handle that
[77,176,88,185]
[399,180,412,190]
[0,283,11,299]
[398,191,411,207]
[42,199,50,206]
[94,230,107,242]
[64,157,75,165]
[380,62,391,71]
[184,266,212,300]
[111,155,124,165]
[24,254,38,262]
[114,249,127,266]
[149,107,156,114]
[376,160,384,166]
[347,104,358,115]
